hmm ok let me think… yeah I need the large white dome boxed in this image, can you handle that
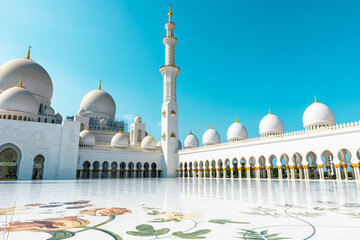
[0,58,53,105]
[79,88,116,118]
[111,131,129,148]
[141,134,157,149]
[79,129,95,146]
[227,119,248,141]
[259,110,284,136]
[303,99,335,128]
[0,84,38,117]
[202,126,220,146]
[184,131,199,148]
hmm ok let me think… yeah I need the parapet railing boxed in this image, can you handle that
[79,144,162,153]
[180,120,360,152]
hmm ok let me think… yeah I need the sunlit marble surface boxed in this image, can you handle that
[1,179,360,240]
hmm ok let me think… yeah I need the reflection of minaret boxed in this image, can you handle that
[160,5,180,177]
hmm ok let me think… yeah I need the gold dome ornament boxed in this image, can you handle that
[26,45,31,59]
[268,108,272,115]
[98,80,102,90]
[314,96,318,103]
[168,4,173,18]
[17,78,25,88]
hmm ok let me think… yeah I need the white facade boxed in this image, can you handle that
[0,119,79,180]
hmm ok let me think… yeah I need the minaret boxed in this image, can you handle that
[160,4,180,178]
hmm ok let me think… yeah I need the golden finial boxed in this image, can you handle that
[17,78,24,88]
[119,128,122,133]
[210,124,213,129]
[314,96,318,103]
[190,130,192,134]
[269,108,272,115]
[148,131,151,136]
[98,80,102,90]
[86,125,89,130]
[26,45,31,59]
[235,117,238,123]
[168,4,173,18]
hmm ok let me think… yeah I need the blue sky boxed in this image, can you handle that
[1,0,360,144]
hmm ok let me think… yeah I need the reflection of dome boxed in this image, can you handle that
[227,119,248,142]
[79,129,95,146]
[0,58,53,105]
[111,131,129,148]
[202,126,220,146]
[0,84,38,118]
[135,115,142,123]
[141,134,157,149]
[259,110,284,136]
[79,86,116,118]
[303,98,335,129]
[184,131,199,148]
[44,106,54,116]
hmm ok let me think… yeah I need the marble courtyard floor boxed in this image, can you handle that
[0,179,359,240]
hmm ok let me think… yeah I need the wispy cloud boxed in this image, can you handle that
[157,121,161,127]
[123,114,134,121]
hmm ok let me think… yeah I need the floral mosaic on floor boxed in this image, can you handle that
[0,179,360,239]
[1,199,360,239]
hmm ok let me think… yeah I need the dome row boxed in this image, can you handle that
[183,99,335,148]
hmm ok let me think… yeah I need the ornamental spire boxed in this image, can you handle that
[99,80,102,90]
[269,108,272,115]
[17,78,24,88]
[168,4,173,22]
[26,45,31,59]
[235,117,238,123]
[314,96,318,103]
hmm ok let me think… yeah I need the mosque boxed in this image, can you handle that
[0,7,359,181]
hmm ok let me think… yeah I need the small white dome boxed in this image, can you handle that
[0,58,53,105]
[54,113,62,122]
[43,106,54,116]
[202,126,220,146]
[77,109,86,116]
[79,129,95,146]
[111,131,129,148]
[79,88,116,118]
[259,110,284,136]
[303,99,335,128]
[157,141,161,147]
[0,84,38,117]
[134,115,142,123]
[227,120,248,141]
[141,134,157,149]
[184,131,199,148]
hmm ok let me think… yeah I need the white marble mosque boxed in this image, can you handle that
[0,6,360,183]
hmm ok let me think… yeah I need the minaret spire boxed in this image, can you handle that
[99,80,102,90]
[168,4,173,22]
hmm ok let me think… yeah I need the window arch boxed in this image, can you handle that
[137,129,142,142]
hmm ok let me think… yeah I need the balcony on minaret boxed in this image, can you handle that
[161,133,166,139]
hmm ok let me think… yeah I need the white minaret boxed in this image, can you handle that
[160,5,180,178]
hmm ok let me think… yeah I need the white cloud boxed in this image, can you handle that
[123,114,134,121]
[157,121,162,127]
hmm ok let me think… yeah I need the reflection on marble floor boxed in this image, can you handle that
[0,179,360,240]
